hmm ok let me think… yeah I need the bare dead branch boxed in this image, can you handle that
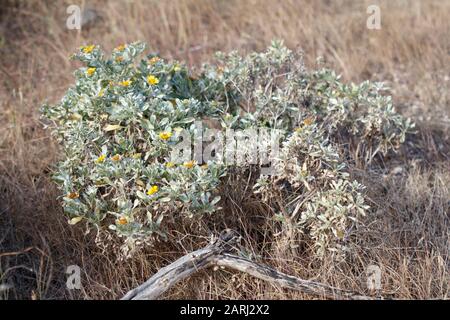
[121,230,376,300]
[121,230,238,300]
[215,253,374,300]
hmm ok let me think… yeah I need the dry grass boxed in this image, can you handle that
[0,0,448,300]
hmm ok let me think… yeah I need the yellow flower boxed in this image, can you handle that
[119,80,131,87]
[115,56,124,63]
[67,192,79,199]
[148,56,160,65]
[303,117,314,126]
[165,161,175,168]
[147,185,159,196]
[159,131,172,141]
[82,45,95,54]
[117,216,128,225]
[147,75,159,85]
[95,154,106,164]
[111,154,121,162]
[115,44,126,51]
[86,67,96,76]
[183,160,196,169]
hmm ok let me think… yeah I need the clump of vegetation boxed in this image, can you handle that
[42,41,413,257]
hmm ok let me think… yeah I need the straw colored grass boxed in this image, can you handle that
[0,0,448,299]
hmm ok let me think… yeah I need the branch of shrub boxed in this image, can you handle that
[121,230,377,300]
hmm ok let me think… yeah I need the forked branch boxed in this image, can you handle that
[121,230,375,300]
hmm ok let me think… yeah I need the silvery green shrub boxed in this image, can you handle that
[42,41,413,257]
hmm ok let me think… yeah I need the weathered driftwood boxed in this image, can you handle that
[214,253,373,300]
[121,230,238,300]
[121,230,374,300]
